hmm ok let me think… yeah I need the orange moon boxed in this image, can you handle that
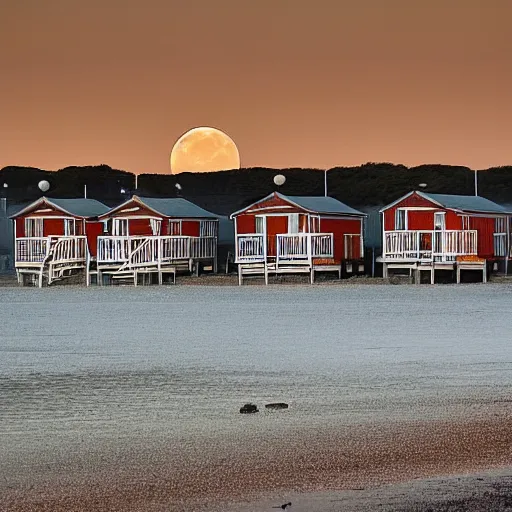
[170,126,240,173]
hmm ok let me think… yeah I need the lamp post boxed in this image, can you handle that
[474,170,478,196]
[324,170,328,197]
[273,174,286,189]
[1,183,7,215]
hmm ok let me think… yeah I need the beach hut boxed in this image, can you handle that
[379,190,511,283]
[230,192,366,284]
[94,195,219,284]
[11,196,109,287]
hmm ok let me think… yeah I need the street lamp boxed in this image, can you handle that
[38,180,50,193]
[0,183,7,214]
[274,174,286,188]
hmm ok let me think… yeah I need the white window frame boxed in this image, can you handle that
[169,220,181,236]
[495,217,506,234]
[25,218,44,237]
[434,212,446,231]
[394,209,408,230]
[64,218,76,236]
[310,215,320,233]
[113,218,129,236]
[288,213,299,234]
[461,215,470,230]
[150,219,161,236]
[200,220,217,237]
[255,216,265,234]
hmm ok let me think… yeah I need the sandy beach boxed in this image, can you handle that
[2,284,512,511]
[2,411,512,511]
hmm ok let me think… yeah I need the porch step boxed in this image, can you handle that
[111,271,136,279]
[274,265,311,274]
[239,265,266,275]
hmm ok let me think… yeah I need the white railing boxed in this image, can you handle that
[160,236,190,261]
[16,237,50,263]
[190,236,217,259]
[236,234,265,263]
[311,234,334,258]
[276,233,334,262]
[50,236,87,262]
[277,233,309,260]
[97,236,130,263]
[130,238,158,267]
[383,230,478,261]
[236,233,334,264]
[15,236,87,264]
[494,233,507,257]
[96,236,217,266]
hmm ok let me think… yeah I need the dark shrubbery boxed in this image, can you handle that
[1,163,511,214]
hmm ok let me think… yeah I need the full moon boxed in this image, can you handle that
[170,126,240,173]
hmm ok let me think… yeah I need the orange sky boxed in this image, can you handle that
[0,0,510,174]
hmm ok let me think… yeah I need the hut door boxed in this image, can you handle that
[266,216,288,257]
[113,219,128,236]
[150,219,161,235]
[64,219,76,236]
[169,220,181,235]
[434,212,446,231]
[434,212,446,255]
[25,218,43,237]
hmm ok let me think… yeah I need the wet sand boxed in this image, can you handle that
[2,284,512,511]
[2,411,512,511]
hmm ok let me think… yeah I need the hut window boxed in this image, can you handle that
[25,218,43,237]
[495,217,506,234]
[394,209,407,230]
[113,218,128,236]
[255,216,264,234]
[461,215,470,230]
[310,216,320,233]
[200,220,217,237]
[150,219,161,236]
[169,220,181,235]
[434,212,446,231]
[64,219,75,236]
[299,215,307,232]
[288,213,299,233]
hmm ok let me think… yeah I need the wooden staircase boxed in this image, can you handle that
[16,236,88,287]
[96,239,178,285]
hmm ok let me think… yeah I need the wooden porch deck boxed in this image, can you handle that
[15,236,88,287]
[235,233,364,285]
[381,258,487,284]
[380,230,487,284]
[93,235,217,285]
[237,259,342,285]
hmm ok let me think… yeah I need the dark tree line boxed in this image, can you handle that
[1,163,511,215]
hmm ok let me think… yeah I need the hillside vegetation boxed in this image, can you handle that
[1,163,511,215]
